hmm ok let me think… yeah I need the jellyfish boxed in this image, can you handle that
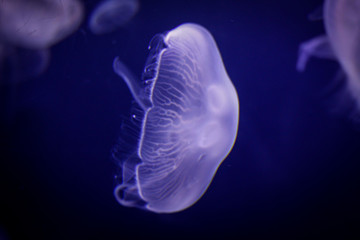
[88,0,139,35]
[297,0,360,122]
[0,0,83,49]
[112,23,239,213]
[0,46,50,85]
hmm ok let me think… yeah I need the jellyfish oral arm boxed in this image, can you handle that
[297,35,335,72]
[113,57,151,109]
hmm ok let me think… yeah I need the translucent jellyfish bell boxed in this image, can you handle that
[112,23,239,213]
[88,0,139,35]
[297,0,360,121]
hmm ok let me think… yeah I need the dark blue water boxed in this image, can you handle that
[1,0,359,239]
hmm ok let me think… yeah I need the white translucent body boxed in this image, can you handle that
[0,0,83,49]
[297,0,360,111]
[113,23,239,213]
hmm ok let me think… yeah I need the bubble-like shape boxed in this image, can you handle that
[88,0,139,35]
[297,0,360,121]
[113,23,239,213]
[0,0,83,49]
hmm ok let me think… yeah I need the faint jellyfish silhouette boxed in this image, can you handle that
[0,0,83,84]
[297,0,360,122]
[88,0,139,35]
[0,46,50,85]
[0,0,84,49]
[112,23,239,213]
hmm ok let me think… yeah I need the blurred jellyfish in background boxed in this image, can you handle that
[88,0,139,35]
[0,47,50,85]
[297,0,360,123]
[0,0,83,49]
[112,23,239,213]
[0,0,83,84]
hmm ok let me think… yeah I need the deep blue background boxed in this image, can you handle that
[1,0,360,239]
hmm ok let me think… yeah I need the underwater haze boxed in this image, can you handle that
[1,0,360,239]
